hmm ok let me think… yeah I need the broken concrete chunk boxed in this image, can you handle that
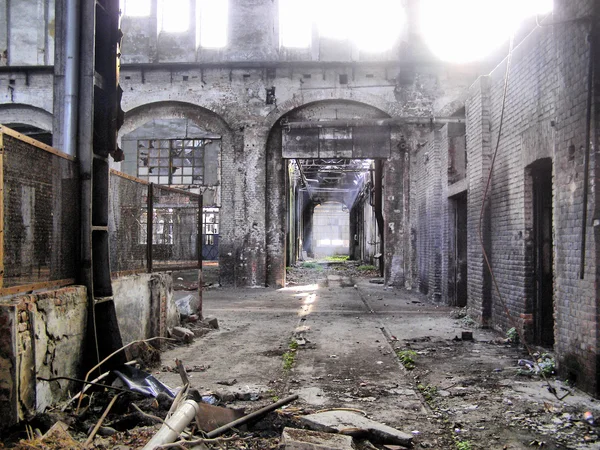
[300,411,412,447]
[172,326,195,343]
[281,427,356,450]
[204,317,219,329]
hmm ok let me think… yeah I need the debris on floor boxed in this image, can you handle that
[300,411,413,447]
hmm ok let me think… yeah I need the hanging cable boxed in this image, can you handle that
[477,35,566,401]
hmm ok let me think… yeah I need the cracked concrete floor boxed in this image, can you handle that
[157,264,600,450]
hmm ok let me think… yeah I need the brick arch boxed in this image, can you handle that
[0,104,53,132]
[264,91,394,129]
[120,101,233,140]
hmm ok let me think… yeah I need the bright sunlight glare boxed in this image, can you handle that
[198,0,228,47]
[420,0,554,63]
[161,0,189,32]
[280,0,404,52]
[123,0,150,17]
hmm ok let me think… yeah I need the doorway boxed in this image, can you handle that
[450,192,468,307]
[531,159,554,346]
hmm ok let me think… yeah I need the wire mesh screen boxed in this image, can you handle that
[109,171,149,274]
[151,184,200,270]
[2,134,79,288]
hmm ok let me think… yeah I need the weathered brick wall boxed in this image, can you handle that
[552,0,599,394]
[485,25,556,333]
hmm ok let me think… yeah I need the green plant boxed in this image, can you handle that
[325,255,349,261]
[282,350,296,370]
[289,340,299,350]
[357,265,378,271]
[417,383,438,402]
[455,440,472,450]
[396,349,417,370]
[538,353,556,376]
[507,327,519,344]
[301,261,322,270]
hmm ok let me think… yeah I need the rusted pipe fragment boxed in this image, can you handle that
[205,394,299,439]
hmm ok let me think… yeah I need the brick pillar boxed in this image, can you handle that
[465,76,493,324]
[384,128,407,286]
[266,127,286,287]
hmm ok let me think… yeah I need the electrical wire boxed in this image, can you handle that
[477,35,566,401]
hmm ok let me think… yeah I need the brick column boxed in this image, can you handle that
[465,76,493,324]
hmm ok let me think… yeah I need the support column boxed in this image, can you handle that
[383,127,407,286]
[266,127,286,287]
[465,76,493,324]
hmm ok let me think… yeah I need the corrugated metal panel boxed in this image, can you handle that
[319,127,353,158]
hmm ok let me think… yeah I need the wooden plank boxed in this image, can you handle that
[109,168,150,185]
[0,279,76,297]
[0,125,76,161]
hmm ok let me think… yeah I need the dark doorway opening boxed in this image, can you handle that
[450,192,468,307]
[531,159,554,347]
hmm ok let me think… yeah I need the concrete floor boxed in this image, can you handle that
[156,268,600,449]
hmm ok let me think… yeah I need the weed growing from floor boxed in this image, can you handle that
[396,349,417,370]
[507,327,520,344]
[455,439,472,450]
[357,264,378,271]
[301,261,323,270]
[282,339,299,371]
[417,383,438,402]
[325,255,349,261]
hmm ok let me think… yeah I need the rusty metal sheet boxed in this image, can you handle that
[352,126,391,158]
[319,127,353,158]
[282,128,319,158]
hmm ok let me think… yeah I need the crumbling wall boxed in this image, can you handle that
[0,286,87,431]
[112,272,178,345]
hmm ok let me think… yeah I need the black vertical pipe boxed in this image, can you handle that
[147,183,153,273]
[374,160,384,278]
[198,194,203,268]
[580,27,594,279]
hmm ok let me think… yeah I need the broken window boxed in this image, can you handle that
[197,0,228,48]
[122,0,151,16]
[159,0,190,32]
[202,208,219,245]
[137,138,205,185]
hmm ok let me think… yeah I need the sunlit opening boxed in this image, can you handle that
[420,0,554,62]
[160,0,189,32]
[280,0,312,48]
[279,0,404,52]
[197,0,228,47]
[279,283,319,292]
[122,0,150,17]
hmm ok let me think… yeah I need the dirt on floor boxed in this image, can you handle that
[2,260,599,450]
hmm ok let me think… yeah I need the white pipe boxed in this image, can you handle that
[63,0,80,156]
[142,400,199,450]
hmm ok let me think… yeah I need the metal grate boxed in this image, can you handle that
[2,134,79,289]
[108,171,149,275]
[151,184,200,270]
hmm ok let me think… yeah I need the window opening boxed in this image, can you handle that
[137,138,205,185]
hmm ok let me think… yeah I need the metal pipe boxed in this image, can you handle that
[283,117,464,130]
[62,0,80,156]
[142,400,199,450]
[374,160,384,278]
[580,29,595,279]
[205,394,299,439]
